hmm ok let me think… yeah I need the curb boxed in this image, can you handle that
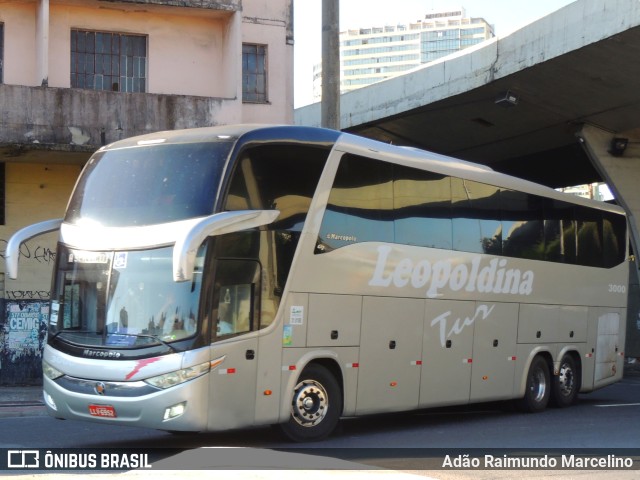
[0,403,47,419]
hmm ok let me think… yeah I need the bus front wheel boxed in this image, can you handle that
[518,355,550,413]
[280,364,342,442]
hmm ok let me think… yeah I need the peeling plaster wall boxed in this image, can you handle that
[0,84,241,148]
[0,2,38,86]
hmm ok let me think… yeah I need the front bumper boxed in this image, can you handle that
[43,373,210,432]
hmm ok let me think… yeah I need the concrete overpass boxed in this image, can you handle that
[296,0,640,253]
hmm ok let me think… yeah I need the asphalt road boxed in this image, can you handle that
[2,371,640,478]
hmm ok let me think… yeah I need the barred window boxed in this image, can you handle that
[242,44,267,103]
[71,30,147,93]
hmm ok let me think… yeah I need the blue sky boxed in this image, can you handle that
[293,0,576,107]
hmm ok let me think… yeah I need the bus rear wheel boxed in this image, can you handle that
[517,355,550,413]
[280,364,342,442]
[551,353,579,407]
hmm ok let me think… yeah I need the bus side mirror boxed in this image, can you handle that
[173,210,280,282]
[5,218,63,279]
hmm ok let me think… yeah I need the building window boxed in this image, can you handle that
[0,23,4,84]
[70,30,147,93]
[242,43,267,103]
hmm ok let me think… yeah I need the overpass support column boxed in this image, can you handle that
[579,124,640,358]
[578,124,640,260]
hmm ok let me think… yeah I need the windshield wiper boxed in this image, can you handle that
[49,330,99,340]
[48,330,63,342]
[111,333,182,353]
[48,330,105,347]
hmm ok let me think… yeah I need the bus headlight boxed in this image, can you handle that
[144,362,210,389]
[43,360,64,380]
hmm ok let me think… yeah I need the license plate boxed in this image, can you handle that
[88,404,117,418]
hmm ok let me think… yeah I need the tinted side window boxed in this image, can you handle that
[543,199,577,264]
[501,189,544,260]
[542,200,627,268]
[203,232,283,337]
[315,154,626,268]
[224,144,329,232]
[575,206,603,267]
[452,179,501,255]
[211,259,261,340]
[451,178,482,253]
[394,165,452,249]
[603,211,627,268]
[474,182,502,255]
[317,155,393,252]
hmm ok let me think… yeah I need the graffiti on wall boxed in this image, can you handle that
[0,238,57,265]
[0,302,49,385]
[5,290,50,300]
[0,238,56,300]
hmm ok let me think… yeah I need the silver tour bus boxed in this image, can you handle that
[6,125,629,441]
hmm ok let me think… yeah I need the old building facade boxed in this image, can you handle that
[0,0,293,384]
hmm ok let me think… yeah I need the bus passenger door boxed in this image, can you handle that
[470,302,519,402]
[356,297,423,415]
[207,260,260,431]
[421,300,475,407]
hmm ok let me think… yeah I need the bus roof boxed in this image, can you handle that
[99,124,340,151]
[98,124,624,217]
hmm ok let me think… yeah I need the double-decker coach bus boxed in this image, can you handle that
[6,125,629,441]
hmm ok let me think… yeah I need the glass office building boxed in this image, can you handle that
[313,8,494,99]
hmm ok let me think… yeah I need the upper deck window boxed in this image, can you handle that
[66,141,232,227]
[71,30,147,92]
[317,154,626,268]
[223,144,329,231]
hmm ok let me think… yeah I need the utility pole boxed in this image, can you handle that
[321,0,340,130]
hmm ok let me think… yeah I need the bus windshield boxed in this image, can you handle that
[50,245,204,348]
[65,141,233,227]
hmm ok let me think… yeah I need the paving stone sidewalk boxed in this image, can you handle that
[0,385,46,418]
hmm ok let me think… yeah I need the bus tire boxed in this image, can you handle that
[551,353,579,407]
[279,364,342,442]
[517,355,550,413]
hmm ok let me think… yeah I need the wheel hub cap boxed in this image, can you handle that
[291,379,329,427]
